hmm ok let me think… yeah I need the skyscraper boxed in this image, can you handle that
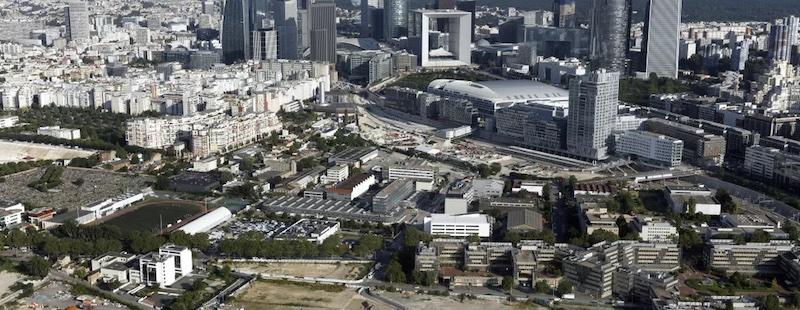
[384,0,408,40]
[310,0,336,63]
[731,40,750,72]
[252,28,278,61]
[553,0,577,28]
[589,0,632,73]
[250,0,270,29]
[274,0,299,60]
[566,70,620,161]
[361,0,384,38]
[642,0,681,79]
[65,0,90,42]
[221,0,251,64]
[768,16,799,62]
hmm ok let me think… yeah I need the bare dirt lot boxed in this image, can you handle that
[15,281,128,310]
[231,280,381,309]
[0,140,94,164]
[228,262,369,280]
[378,291,530,310]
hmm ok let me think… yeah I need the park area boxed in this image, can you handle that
[227,261,370,280]
[97,200,204,233]
[231,279,381,310]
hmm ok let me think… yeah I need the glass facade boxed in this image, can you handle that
[589,0,632,73]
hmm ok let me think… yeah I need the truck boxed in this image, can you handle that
[561,293,575,300]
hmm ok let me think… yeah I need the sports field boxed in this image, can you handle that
[99,200,204,233]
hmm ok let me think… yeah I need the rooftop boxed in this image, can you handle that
[426,213,490,225]
[427,79,568,104]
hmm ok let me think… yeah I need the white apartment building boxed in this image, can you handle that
[424,213,492,237]
[37,126,81,140]
[0,201,24,229]
[126,110,227,149]
[615,130,683,168]
[190,112,282,158]
[633,217,678,242]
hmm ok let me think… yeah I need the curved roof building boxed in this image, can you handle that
[177,207,232,235]
[427,79,569,114]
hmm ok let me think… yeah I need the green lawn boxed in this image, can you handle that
[102,203,203,233]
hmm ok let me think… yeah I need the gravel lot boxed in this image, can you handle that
[0,140,94,164]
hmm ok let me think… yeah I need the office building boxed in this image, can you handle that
[589,0,632,72]
[424,214,491,237]
[383,0,407,40]
[641,0,681,79]
[251,28,278,61]
[744,145,781,180]
[310,0,336,63]
[385,159,436,190]
[642,118,727,166]
[455,1,477,42]
[665,185,721,215]
[632,217,677,242]
[612,268,677,303]
[444,180,474,215]
[158,244,193,278]
[361,0,383,38]
[139,253,176,286]
[326,173,376,201]
[768,16,799,62]
[472,179,504,199]
[372,179,415,214]
[322,164,350,184]
[65,0,90,42]
[614,130,683,168]
[409,10,472,67]
[705,240,794,274]
[342,50,394,84]
[274,0,299,60]
[553,0,577,28]
[566,70,620,161]
[221,0,251,63]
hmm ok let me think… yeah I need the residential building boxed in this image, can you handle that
[37,126,81,140]
[566,70,620,161]
[0,201,24,229]
[744,145,780,180]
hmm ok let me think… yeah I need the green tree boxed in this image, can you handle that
[354,233,383,256]
[750,229,771,243]
[501,276,514,292]
[557,279,573,295]
[534,280,551,294]
[762,294,781,310]
[384,260,406,283]
[20,256,50,278]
